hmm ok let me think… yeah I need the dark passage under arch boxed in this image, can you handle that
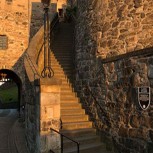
[0,69,22,110]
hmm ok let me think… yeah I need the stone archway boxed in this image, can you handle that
[0,69,22,111]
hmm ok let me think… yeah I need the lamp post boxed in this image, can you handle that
[41,0,54,78]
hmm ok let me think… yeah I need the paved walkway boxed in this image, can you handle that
[0,109,29,153]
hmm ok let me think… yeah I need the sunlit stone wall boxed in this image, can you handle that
[0,0,29,70]
[76,0,153,58]
[75,0,153,153]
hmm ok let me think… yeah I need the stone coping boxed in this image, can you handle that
[24,13,57,82]
[34,77,62,86]
[24,24,43,82]
[99,47,153,64]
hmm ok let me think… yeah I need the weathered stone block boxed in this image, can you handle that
[130,115,140,128]
[148,65,153,79]
[134,0,143,8]
[119,126,129,137]
[139,115,150,128]
[132,73,141,87]
[102,22,111,33]
[129,128,148,140]
[129,128,138,138]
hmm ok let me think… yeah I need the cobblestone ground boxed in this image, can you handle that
[0,109,18,153]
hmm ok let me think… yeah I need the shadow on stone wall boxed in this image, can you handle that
[30,2,44,39]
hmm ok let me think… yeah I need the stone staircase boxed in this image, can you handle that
[51,22,113,153]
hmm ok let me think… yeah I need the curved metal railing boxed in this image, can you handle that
[50,128,80,153]
[24,13,59,82]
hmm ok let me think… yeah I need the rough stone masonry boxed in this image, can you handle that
[75,0,153,153]
[76,0,153,59]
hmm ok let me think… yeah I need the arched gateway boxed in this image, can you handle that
[0,69,23,111]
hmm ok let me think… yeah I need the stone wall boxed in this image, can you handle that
[0,0,68,71]
[75,48,153,153]
[0,0,30,107]
[28,0,68,38]
[0,0,28,78]
[102,50,153,153]
[76,0,153,59]
[24,11,61,153]
[24,74,38,153]
[29,0,44,38]
[75,1,153,152]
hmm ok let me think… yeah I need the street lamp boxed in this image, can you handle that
[41,0,54,78]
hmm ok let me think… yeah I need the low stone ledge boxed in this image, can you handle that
[34,77,62,86]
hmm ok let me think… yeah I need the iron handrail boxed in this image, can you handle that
[25,52,41,80]
[50,128,80,153]
[50,13,59,32]
[83,85,111,127]
[41,12,59,77]
[85,85,103,112]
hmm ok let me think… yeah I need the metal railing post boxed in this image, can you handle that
[77,143,80,153]
[50,128,79,153]
[61,135,63,153]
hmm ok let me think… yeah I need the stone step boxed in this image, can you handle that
[54,59,72,62]
[51,60,72,64]
[61,94,78,100]
[54,71,73,76]
[52,54,73,58]
[51,59,71,64]
[52,67,73,72]
[61,93,77,98]
[60,83,73,88]
[63,135,102,150]
[61,114,88,123]
[61,98,80,103]
[52,55,72,58]
[54,74,66,79]
[61,128,97,138]
[50,22,110,153]
[63,142,105,153]
[53,74,72,82]
[61,109,85,115]
[61,91,76,97]
[61,86,74,92]
[62,121,92,130]
[53,67,73,71]
[61,88,74,93]
[52,58,72,62]
[54,73,72,78]
[61,98,79,103]
[52,66,73,71]
[60,87,75,92]
[61,103,82,109]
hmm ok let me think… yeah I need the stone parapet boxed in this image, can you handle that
[35,78,61,153]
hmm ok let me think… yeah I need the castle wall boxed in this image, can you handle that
[0,1,67,153]
[101,51,153,153]
[76,0,153,58]
[75,0,153,152]
[0,0,29,73]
